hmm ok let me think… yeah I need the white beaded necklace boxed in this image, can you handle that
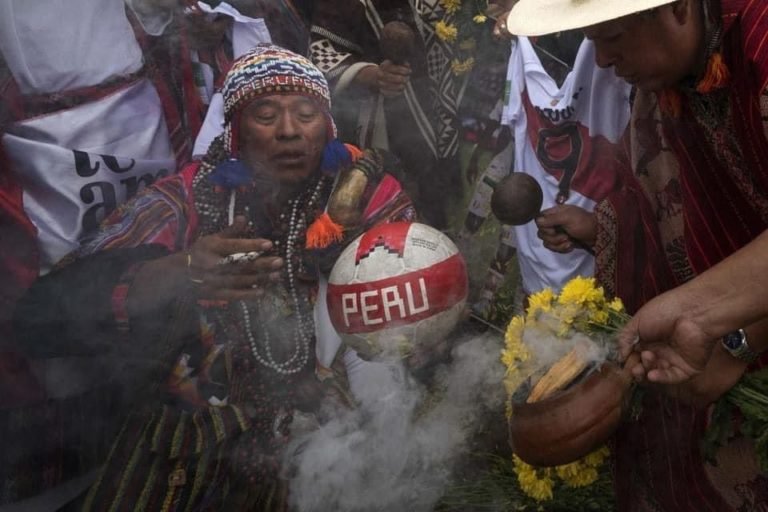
[229,178,325,375]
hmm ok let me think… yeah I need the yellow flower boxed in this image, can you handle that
[502,322,527,364]
[526,288,554,320]
[503,370,525,397]
[451,57,475,75]
[505,399,513,420]
[608,297,625,313]
[473,14,487,23]
[435,20,458,43]
[558,276,605,307]
[555,446,609,487]
[559,465,599,487]
[583,445,610,466]
[439,0,461,14]
[514,456,554,501]
[588,307,609,325]
[504,315,525,348]
[501,343,530,372]
[503,315,538,407]
[556,321,572,338]
[551,303,580,336]
[554,460,583,482]
[501,350,524,370]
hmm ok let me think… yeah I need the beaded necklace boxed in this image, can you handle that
[192,146,332,375]
[233,177,326,375]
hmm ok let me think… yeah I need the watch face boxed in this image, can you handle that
[723,330,744,350]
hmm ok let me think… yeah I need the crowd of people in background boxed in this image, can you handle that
[0,1,503,509]
[1,0,767,510]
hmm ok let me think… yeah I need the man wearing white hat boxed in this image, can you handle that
[505,0,768,510]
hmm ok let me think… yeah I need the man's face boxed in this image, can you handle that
[239,94,328,185]
[584,3,704,91]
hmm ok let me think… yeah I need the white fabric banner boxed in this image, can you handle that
[3,80,175,272]
[193,92,226,158]
[0,0,146,94]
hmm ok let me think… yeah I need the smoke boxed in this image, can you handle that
[284,333,505,512]
[521,317,617,393]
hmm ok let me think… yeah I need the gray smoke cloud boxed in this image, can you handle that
[284,333,505,512]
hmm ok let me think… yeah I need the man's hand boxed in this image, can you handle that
[376,60,411,97]
[657,345,747,409]
[356,62,411,97]
[617,231,768,386]
[617,288,717,385]
[186,216,283,301]
[128,216,284,316]
[535,205,596,253]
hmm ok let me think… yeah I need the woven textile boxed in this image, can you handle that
[218,44,337,156]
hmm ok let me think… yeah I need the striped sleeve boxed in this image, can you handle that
[78,164,199,255]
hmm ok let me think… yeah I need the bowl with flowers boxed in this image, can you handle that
[502,276,635,469]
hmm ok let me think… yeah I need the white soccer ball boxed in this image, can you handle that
[327,222,468,361]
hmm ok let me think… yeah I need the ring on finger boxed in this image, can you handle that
[186,252,205,284]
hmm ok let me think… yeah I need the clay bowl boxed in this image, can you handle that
[509,362,633,467]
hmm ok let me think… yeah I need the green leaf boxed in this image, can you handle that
[701,397,735,464]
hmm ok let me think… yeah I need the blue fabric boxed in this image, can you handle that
[320,139,351,175]
[208,159,252,189]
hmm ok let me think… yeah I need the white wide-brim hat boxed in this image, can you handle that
[506,0,676,36]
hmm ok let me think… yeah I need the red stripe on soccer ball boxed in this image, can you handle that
[353,221,412,264]
[327,253,468,334]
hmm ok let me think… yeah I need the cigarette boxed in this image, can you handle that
[218,251,261,265]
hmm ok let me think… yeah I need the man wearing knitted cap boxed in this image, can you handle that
[503,0,768,510]
[12,44,416,511]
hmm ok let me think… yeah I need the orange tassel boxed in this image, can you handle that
[658,89,682,118]
[696,52,730,93]
[305,211,344,249]
[344,143,364,162]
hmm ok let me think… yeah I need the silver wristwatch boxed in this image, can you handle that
[721,328,759,363]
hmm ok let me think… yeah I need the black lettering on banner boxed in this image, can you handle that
[80,181,117,232]
[535,122,583,203]
[73,150,100,178]
[102,155,136,174]
[73,151,138,177]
